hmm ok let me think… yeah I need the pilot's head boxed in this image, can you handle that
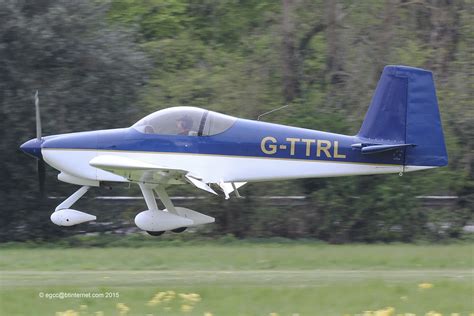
[176,115,193,133]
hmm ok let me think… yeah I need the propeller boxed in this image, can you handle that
[35,91,46,196]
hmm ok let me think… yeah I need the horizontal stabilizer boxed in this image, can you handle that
[352,143,416,154]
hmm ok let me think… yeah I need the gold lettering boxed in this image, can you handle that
[286,138,300,156]
[301,139,316,157]
[316,140,332,158]
[333,141,346,158]
[261,136,278,155]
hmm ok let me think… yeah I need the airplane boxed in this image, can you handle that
[20,65,448,236]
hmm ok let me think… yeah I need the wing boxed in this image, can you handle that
[89,155,217,195]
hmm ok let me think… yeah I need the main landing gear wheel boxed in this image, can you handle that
[147,231,165,236]
[171,227,187,233]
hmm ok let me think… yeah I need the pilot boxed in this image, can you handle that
[176,115,193,136]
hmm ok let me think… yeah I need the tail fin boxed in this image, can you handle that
[358,65,448,167]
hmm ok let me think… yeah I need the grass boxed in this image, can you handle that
[0,242,473,315]
[1,243,473,271]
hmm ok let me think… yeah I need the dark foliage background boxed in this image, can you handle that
[1,0,472,243]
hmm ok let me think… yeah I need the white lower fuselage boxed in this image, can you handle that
[42,148,432,186]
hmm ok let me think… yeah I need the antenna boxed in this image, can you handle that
[257,104,291,121]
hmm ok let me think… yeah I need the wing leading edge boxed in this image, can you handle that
[90,155,217,194]
[90,155,248,197]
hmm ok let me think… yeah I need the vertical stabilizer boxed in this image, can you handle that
[358,65,448,167]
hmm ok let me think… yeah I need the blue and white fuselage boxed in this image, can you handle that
[35,118,432,186]
[19,65,448,235]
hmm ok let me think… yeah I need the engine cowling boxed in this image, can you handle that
[51,209,96,226]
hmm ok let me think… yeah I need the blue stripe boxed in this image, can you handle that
[42,119,407,165]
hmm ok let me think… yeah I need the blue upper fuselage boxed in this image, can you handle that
[22,64,451,169]
[30,118,406,166]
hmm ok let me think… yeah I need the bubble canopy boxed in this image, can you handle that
[132,106,237,136]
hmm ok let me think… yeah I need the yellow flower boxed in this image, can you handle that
[204,312,213,316]
[179,292,201,304]
[181,304,193,312]
[374,307,395,316]
[162,290,176,302]
[269,313,279,316]
[451,313,460,316]
[418,282,434,289]
[404,313,416,316]
[146,299,158,306]
[147,291,167,306]
[56,310,79,316]
[425,311,442,316]
[116,303,130,316]
[189,293,201,302]
[95,312,104,316]
[179,293,190,300]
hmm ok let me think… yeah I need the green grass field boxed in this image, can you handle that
[0,242,473,316]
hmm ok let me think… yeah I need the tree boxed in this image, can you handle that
[0,0,149,241]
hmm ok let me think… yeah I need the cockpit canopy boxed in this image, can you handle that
[132,107,237,136]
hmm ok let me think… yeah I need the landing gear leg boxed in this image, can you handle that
[137,183,191,236]
[155,186,188,233]
[139,183,165,236]
[154,185,177,214]
[55,185,90,211]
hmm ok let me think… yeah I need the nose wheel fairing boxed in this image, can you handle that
[50,186,97,226]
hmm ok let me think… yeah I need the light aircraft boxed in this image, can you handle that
[20,65,448,236]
